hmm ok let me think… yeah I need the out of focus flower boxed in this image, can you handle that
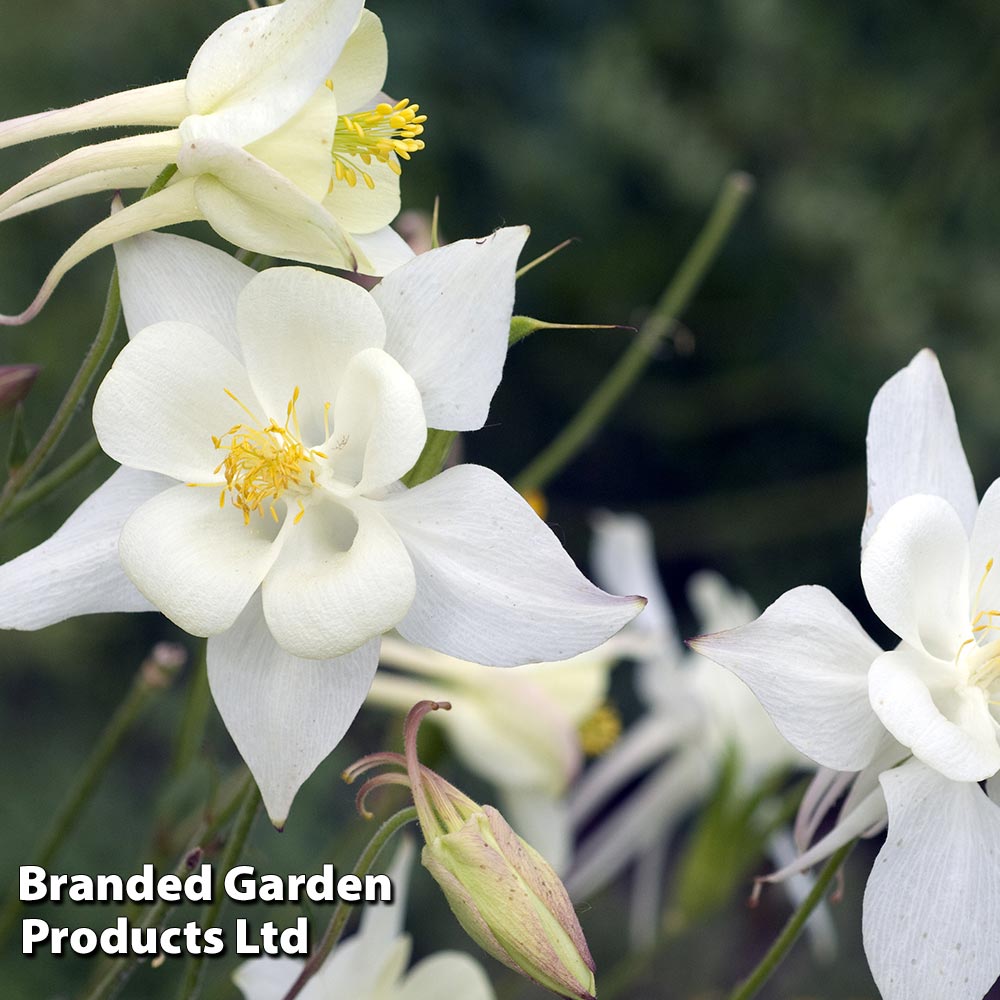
[0,0,424,324]
[0,228,644,827]
[694,350,1000,1000]
[345,701,597,1000]
[233,838,495,1000]
[0,364,40,412]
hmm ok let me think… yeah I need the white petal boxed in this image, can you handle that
[115,230,254,355]
[373,228,529,431]
[209,594,380,825]
[0,467,168,628]
[329,348,426,494]
[325,154,400,234]
[590,510,676,642]
[348,224,415,276]
[499,788,573,873]
[689,585,884,771]
[237,267,386,445]
[381,465,645,665]
[94,321,258,482]
[120,484,284,636]
[262,498,415,659]
[185,0,361,146]
[863,760,1000,1000]
[0,81,188,150]
[398,953,496,1000]
[182,141,357,269]
[232,957,304,1000]
[860,494,970,660]
[968,477,1000,614]
[863,349,977,546]
[327,11,388,112]
[868,647,1000,781]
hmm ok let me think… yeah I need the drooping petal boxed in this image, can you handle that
[381,465,645,665]
[181,140,357,269]
[328,347,426,494]
[863,349,978,546]
[689,585,884,771]
[94,321,259,482]
[0,467,169,628]
[261,498,415,659]
[232,957,303,1000]
[327,11,389,112]
[325,154,400,234]
[348,224,415,275]
[208,593,380,825]
[967,477,1000,615]
[373,228,529,431]
[398,953,497,1000]
[863,760,1000,1000]
[0,80,188,150]
[0,166,161,223]
[185,0,362,147]
[0,178,201,326]
[119,484,285,636]
[237,266,386,445]
[868,647,1000,781]
[114,230,254,355]
[860,494,970,661]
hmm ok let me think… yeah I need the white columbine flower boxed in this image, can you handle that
[368,633,629,872]
[233,838,496,1000]
[0,0,422,324]
[693,350,1000,1000]
[0,227,644,825]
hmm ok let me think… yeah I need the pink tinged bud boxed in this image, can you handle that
[0,364,40,412]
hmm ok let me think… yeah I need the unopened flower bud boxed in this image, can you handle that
[0,364,40,412]
[344,701,597,1000]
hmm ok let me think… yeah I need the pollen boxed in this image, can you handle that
[213,387,323,525]
[329,98,427,191]
[578,704,622,757]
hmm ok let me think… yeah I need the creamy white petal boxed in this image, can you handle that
[120,484,285,636]
[0,467,169,628]
[864,760,1000,1000]
[325,154,400,234]
[0,166,161,223]
[327,11,388,112]
[868,647,1000,781]
[114,230,254,355]
[209,594,380,825]
[968,477,1000,615]
[860,494,970,661]
[348,224,415,276]
[329,348,426,494]
[183,141,357,270]
[863,349,978,546]
[398,953,496,1000]
[262,498,415,659]
[185,0,361,147]
[381,465,645,665]
[500,788,573,873]
[0,80,188,150]
[94,320,258,482]
[232,957,303,1000]
[373,228,529,431]
[237,266,386,444]
[0,178,202,326]
[689,585,884,771]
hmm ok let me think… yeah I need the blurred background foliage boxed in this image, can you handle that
[2,0,1000,996]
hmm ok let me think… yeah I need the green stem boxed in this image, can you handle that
[727,840,856,1000]
[281,807,418,1000]
[173,782,261,1000]
[0,163,178,523]
[3,435,102,520]
[0,647,181,950]
[513,172,754,494]
[168,645,212,782]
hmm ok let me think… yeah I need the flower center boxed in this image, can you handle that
[327,89,427,190]
[958,558,1000,699]
[578,704,622,757]
[212,387,328,526]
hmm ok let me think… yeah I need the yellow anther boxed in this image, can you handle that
[578,704,622,757]
[330,96,428,189]
[522,489,548,520]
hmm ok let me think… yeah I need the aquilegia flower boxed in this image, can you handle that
[233,838,495,1000]
[0,228,644,825]
[0,0,422,324]
[693,350,1000,1000]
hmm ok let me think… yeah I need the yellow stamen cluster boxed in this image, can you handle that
[327,92,427,190]
[212,387,326,526]
[578,704,622,757]
[958,559,1000,699]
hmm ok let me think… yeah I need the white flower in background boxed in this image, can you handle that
[564,512,813,951]
[0,0,423,324]
[368,633,632,872]
[0,227,644,826]
[693,350,1000,1000]
[233,838,496,1000]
